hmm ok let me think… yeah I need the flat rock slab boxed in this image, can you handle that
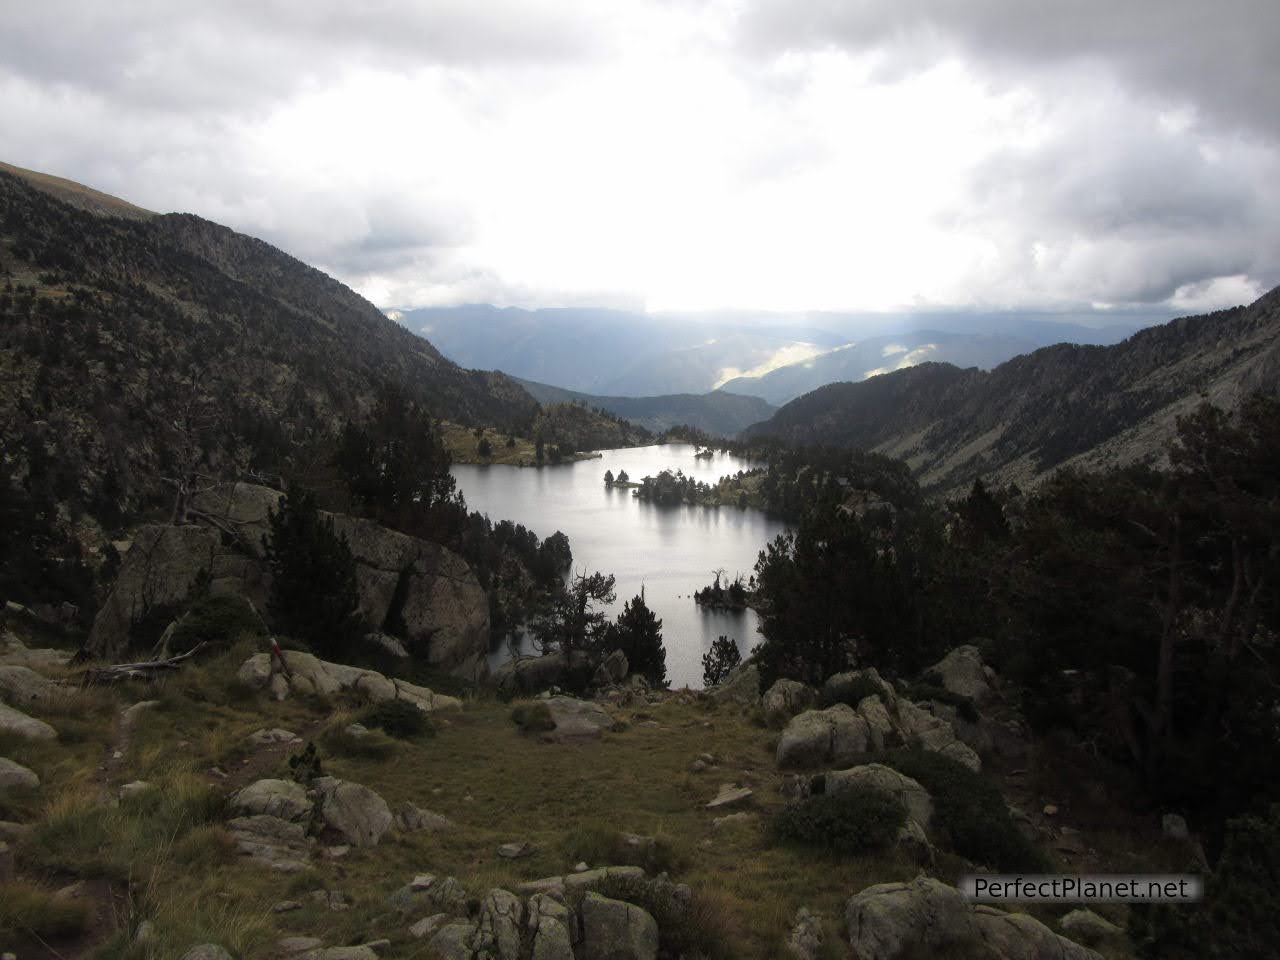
[497,841,535,859]
[543,696,616,742]
[705,784,753,810]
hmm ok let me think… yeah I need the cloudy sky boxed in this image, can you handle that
[3,0,1278,315]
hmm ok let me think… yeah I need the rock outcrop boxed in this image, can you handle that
[762,679,817,728]
[237,651,461,713]
[844,877,1101,960]
[581,891,659,960]
[706,660,760,706]
[926,645,993,702]
[776,704,870,769]
[313,776,393,847]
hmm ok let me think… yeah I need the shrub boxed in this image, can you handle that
[361,698,433,740]
[769,785,905,854]
[510,701,555,732]
[593,874,740,960]
[320,722,398,760]
[563,825,684,874]
[702,636,741,687]
[879,749,1048,871]
[0,880,93,942]
[168,594,266,653]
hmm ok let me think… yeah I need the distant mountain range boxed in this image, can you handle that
[403,303,1159,400]
[745,288,1280,496]
[511,378,775,437]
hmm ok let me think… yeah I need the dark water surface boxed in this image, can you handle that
[451,444,790,688]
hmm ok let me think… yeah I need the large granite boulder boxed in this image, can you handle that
[86,524,220,659]
[926,645,993,702]
[973,906,1102,960]
[822,667,897,708]
[580,892,659,960]
[0,665,60,706]
[762,679,817,729]
[491,651,591,699]
[776,704,870,769]
[0,701,56,741]
[230,779,312,822]
[542,696,617,742]
[528,892,575,960]
[314,776,392,847]
[894,700,981,771]
[475,888,524,960]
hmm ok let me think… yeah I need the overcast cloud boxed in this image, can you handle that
[2,0,1277,314]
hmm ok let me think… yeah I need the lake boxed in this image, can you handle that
[452,444,790,688]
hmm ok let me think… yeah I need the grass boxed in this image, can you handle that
[0,879,93,943]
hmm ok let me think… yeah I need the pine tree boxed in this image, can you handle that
[603,590,668,688]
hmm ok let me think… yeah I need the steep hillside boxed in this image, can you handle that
[0,167,538,526]
[720,330,1036,405]
[745,287,1280,495]
[513,377,776,437]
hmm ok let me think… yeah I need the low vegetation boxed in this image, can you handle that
[769,786,906,854]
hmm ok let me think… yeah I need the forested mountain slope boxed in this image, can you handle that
[745,287,1280,495]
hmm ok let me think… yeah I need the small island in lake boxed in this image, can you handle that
[693,569,757,610]
[604,468,641,488]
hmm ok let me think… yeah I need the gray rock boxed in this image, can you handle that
[594,649,630,686]
[844,877,974,960]
[822,668,896,708]
[1059,908,1125,946]
[121,700,159,727]
[0,664,60,706]
[529,892,575,960]
[497,841,535,859]
[1162,813,1189,839]
[776,704,869,769]
[543,696,616,742]
[395,801,454,832]
[365,631,409,658]
[477,888,524,960]
[230,778,312,822]
[0,630,69,669]
[786,907,823,960]
[973,905,1102,960]
[388,874,468,916]
[705,784,753,810]
[226,815,313,872]
[0,701,55,740]
[580,891,659,960]
[894,699,981,771]
[314,777,392,847]
[823,764,934,833]
[856,695,895,751]
[926,645,992,702]
[179,945,233,960]
[134,920,157,944]
[301,948,380,960]
[237,651,462,713]
[711,811,755,831]
[119,780,154,800]
[706,660,760,705]
[762,679,818,728]
[409,913,450,938]
[246,728,303,748]
[427,920,480,960]
[272,900,302,913]
[278,938,324,954]
[0,757,39,790]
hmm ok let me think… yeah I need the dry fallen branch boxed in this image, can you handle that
[79,641,209,685]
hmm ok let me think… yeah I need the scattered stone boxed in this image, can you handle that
[119,780,154,800]
[307,889,352,911]
[323,845,350,859]
[1043,804,1059,817]
[594,649,630,686]
[974,905,1101,960]
[303,948,379,960]
[574,861,590,872]
[344,723,370,738]
[786,907,823,960]
[711,812,755,831]
[314,776,392,847]
[231,779,313,822]
[689,759,707,773]
[388,874,468,916]
[705,784,753,810]
[528,892,575,960]
[227,815,313,872]
[581,891,659,960]
[246,728,303,748]
[121,700,160,726]
[0,757,40,790]
[497,840,535,859]
[278,937,324,954]
[273,900,303,913]
[395,800,454,833]
[822,668,897,708]
[1162,813,1189,839]
[1060,908,1125,946]
[237,649,463,713]
[0,700,56,740]
[134,920,157,944]
[427,921,481,960]
[361,939,392,955]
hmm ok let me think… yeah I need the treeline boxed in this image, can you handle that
[748,396,1280,846]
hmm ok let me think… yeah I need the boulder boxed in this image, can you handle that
[0,757,39,790]
[314,777,392,847]
[823,764,934,832]
[706,660,760,705]
[0,630,69,669]
[387,873,468,916]
[476,889,524,960]
[230,779,312,822]
[594,649,629,686]
[580,891,659,960]
[776,704,870,769]
[844,877,975,960]
[226,815,313,872]
[762,679,818,728]
[0,665,60,706]
[894,699,981,771]
[528,893,575,960]
[0,701,56,740]
[1059,909,1124,947]
[491,651,591,698]
[426,921,480,960]
[973,906,1102,960]
[409,914,450,939]
[543,696,617,742]
[857,695,895,751]
[179,946,233,960]
[823,668,896,708]
[246,728,303,748]
[926,645,992,702]
[87,524,220,660]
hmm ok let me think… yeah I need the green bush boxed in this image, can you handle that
[593,874,739,960]
[361,698,433,739]
[169,594,266,653]
[904,680,980,722]
[510,701,556,732]
[879,749,1048,871]
[1132,803,1280,960]
[320,722,398,760]
[769,785,905,854]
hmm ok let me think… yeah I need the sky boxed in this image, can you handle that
[2,0,1278,316]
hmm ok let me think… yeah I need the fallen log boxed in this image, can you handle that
[79,641,209,685]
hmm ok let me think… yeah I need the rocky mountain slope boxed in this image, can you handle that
[512,378,776,437]
[0,165,539,526]
[744,286,1280,495]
